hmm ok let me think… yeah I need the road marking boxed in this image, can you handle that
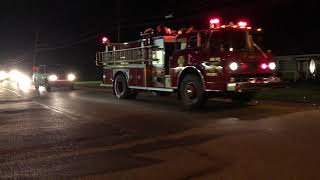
[0,118,245,167]
[33,102,78,120]
[2,108,317,168]
[1,86,78,120]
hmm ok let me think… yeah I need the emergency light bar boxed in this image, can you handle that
[209,18,254,30]
[209,18,221,28]
[238,21,248,28]
[210,18,220,24]
[102,37,109,44]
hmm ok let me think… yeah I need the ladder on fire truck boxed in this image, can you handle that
[96,45,157,67]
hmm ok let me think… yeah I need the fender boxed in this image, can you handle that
[113,69,129,83]
[176,66,206,90]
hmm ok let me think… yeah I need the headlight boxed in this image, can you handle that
[268,62,276,70]
[48,74,58,81]
[229,62,238,71]
[17,74,32,92]
[0,71,8,80]
[67,74,76,81]
[9,69,20,81]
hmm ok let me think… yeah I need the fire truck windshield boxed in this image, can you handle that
[205,29,262,53]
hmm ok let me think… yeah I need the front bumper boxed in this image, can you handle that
[227,78,284,92]
[49,80,74,87]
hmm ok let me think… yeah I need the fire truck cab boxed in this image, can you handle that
[96,19,282,109]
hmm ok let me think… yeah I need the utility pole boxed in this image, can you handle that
[33,31,39,66]
[117,0,121,43]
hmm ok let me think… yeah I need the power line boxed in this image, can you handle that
[37,34,98,52]
[33,1,243,53]
[33,31,39,66]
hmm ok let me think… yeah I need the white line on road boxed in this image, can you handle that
[1,86,80,120]
[0,116,246,167]
[33,102,78,120]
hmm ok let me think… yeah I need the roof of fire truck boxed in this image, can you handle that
[101,18,262,47]
[176,19,262,39]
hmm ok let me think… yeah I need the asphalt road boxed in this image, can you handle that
[1,81,320,179]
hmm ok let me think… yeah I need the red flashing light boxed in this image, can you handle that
[238,21,248,28]
[102,37,108,44]
[261,63,268,70]
[209,18,220,29]
[210,18,220,24]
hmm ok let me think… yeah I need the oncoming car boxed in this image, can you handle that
[32,64,76,91]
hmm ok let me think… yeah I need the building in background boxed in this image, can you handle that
[276,54,320,81]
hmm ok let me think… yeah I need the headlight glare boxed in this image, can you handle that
[48,74,58,81]
[269,62,276,70]
[67,74,76,81]
[0,71,8,80]
[229,62,238,71]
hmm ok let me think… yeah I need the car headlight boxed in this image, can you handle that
[9,69,20,81]
[67,74,76,81]
[229,62,238,71]
[0,71,8,80]
[48,74,58,81]
[268,62,276,70]
[17,74,32,92]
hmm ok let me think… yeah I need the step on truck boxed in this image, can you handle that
[96,18,283,109]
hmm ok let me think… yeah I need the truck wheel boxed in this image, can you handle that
[180,74,207,110]
[34,81,40,90]
[114,74,129,99]
[232,92,255,104]
[70,84,74,90]
[45,80,51,92]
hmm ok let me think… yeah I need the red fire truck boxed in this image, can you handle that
[96,18,282,109]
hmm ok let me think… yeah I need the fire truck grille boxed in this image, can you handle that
[231,73,273,83]
[58,75,67,80]
[246,62,259,72]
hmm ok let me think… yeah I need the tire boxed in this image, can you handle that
[35,83,39,90]
[113,74,130,99]
[180,74,207,110]
[34,81,40,90]
[45,80,51,92]
[232,92,255,104]
[70,84,74,90]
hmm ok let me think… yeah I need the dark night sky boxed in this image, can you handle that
[0,0,318,80]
